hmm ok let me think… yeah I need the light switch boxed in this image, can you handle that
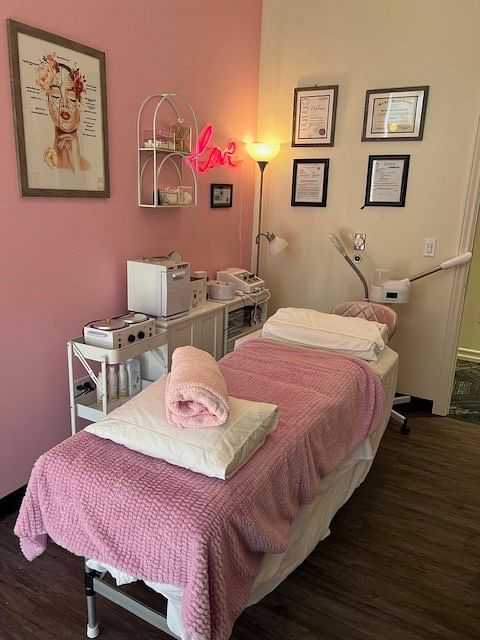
[424,238,437,257]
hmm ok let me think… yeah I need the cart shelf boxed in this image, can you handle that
[75,379,153,422]
[67,331,168,434]
[70,332,167,364]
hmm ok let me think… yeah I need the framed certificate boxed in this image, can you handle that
[362,86,429,141]
[292,85,338,147]
[364,155,410,207]
[291,159,329,207]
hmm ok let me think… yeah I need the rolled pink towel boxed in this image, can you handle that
[165,346,230,428]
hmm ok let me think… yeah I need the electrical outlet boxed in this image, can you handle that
[424,238,436,257]
[353,232,367,251]
[74,375,96,394]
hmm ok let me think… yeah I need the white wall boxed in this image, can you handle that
[257,0,480,411]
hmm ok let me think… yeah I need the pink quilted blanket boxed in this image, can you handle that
[15,339,384,640]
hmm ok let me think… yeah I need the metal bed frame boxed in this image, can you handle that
[84,562,178,639]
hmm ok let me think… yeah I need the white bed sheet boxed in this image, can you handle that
[87,345,398,640]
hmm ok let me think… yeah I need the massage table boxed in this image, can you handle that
[15,335,398,640]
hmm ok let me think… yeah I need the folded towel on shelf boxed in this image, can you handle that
[262,307,387,361]
[165,346,230,428]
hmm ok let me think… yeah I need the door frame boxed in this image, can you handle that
[434,116,480,414]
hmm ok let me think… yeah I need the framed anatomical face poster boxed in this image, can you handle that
[7,20,110,197]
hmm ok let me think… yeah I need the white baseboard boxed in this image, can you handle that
[457,347,480,363]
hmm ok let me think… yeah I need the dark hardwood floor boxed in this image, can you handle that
[1,416,479,639]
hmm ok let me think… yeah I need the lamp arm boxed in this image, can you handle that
[328,233,348,257]
[256,231,275,244]
[343,254,369,300]
[409,251,472,282]
[328,233,368,298]
[409,266,442,283]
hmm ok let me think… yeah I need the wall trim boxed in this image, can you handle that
[434,116,480,415]
[457,347,480,363]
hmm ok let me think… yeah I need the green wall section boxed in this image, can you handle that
[459,221,480,352]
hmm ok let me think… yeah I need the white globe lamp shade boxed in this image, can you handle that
[269,235,288,255]
[246,142,280,163]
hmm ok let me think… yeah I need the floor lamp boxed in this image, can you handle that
[246,142,288,275]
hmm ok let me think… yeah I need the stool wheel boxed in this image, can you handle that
[401,421,410,435]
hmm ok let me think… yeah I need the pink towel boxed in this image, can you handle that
[165,346,230,428]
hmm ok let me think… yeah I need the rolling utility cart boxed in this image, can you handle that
[67,331,168,435]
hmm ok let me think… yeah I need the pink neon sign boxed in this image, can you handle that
[186,123,239,173]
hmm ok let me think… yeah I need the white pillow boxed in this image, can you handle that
[86,376,278,480]
[262,307,386,361]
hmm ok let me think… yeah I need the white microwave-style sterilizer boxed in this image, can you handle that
[127,257,193,318]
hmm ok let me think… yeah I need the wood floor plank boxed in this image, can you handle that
[0,416,479,639]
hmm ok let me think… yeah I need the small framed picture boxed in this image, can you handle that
[292,85,338,147]
[362,86,429,141]
[210,183,233,208]
[291,159,329,207]
[364,155,410,207]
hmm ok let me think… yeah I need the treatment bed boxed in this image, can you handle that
[15,335,398,640]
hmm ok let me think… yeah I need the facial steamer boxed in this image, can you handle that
[328,233,472,434]
[328,234,472,303]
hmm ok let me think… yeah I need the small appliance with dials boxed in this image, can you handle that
[83,313,155,349]
[217,268,265,294]
[127,257,192,318]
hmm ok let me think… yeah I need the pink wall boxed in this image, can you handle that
[0,0,262,497]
